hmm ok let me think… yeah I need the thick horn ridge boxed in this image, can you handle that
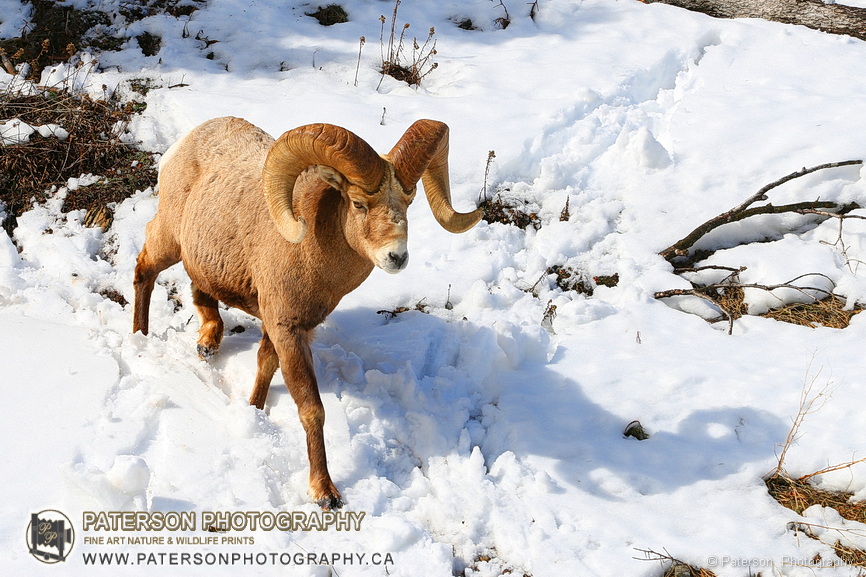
[389,120,482,234]
[263,124,386,242]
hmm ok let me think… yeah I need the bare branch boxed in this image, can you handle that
[674,264,744,274]
[659,160,863,262]
[798,456,866,484]
[772,363,835,478]
[655,271,840,334]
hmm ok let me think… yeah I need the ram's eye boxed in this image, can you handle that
[352,200,366,210]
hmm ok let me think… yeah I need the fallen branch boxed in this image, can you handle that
[659,160,863,263]
[655,272,840,334]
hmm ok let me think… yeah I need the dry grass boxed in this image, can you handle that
[1,90,157,236]
[479,195,541,230]
[0,0,112,78]
[0,0,201,77]
[711,284,748,319]
[834,540,866,567]
[1,0,164,236]
[762,297,864,329]
[766,473,866,523]
[767,471,866,568]
[663,564,717,577]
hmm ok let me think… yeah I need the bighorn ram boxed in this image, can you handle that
[133,116,481,509]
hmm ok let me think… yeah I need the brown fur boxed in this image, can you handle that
[132,117,429,509]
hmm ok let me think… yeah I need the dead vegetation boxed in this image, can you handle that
[464,549,531,577]
[378,0,438,87]
[479,194,541,230]
[525,265,618,299]
[0,0,169,237]
[0,88,158,237]
[763,369,866,568]
[762,296,865,328]
[658,160,863,266]
[0,0,111,78]
[767,474,866,523]
[656,160,866,332]
[0,0,202,77]
[376,298,430,320]
[767,471,866,569]
[635,548,717,577]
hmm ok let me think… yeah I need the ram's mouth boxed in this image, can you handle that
[375,242,409,274]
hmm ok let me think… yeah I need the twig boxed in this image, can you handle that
[354,36,365,87]
[655,272,840,334]
[798,456,866,483]
[492,0,511,28]
[633,547,706,575]
[479,150,496,204]
[659,160,863,262]
[771,362,834,478]
[800,208,866,273]
[674,264,744,274]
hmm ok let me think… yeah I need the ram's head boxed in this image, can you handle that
[262,120,481,273]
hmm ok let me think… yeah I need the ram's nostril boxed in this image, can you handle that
[388,251,408,269]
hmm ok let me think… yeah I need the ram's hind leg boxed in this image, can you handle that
[133,223,181,335]
[249,327,279,410]
[192,283,224,359]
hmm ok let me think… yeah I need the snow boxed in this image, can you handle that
[3,0,866,575]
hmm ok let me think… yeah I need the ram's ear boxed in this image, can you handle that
[315,165,347,191]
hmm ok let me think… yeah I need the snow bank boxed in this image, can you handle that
[3,0,866,575]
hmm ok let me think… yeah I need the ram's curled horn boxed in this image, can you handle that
[388,119,483,234]
[263,124,387,243]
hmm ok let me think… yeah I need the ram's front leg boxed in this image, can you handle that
[272,327,342,510]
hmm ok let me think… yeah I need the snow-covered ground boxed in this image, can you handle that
[3,0,866,575]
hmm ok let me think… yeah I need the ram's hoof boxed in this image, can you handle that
[315,494,343,511]
[197,343,217,360]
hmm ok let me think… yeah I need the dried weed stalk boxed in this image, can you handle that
[634,548,717,577]
[770,363,835,478]
[378,0,438,87]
